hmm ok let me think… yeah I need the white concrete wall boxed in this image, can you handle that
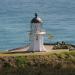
[29,23,46,52]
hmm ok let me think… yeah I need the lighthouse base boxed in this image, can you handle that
[28,45,47,52]
[8,45,54,52]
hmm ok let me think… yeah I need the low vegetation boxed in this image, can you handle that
[0,51,75,75]
[53,41,75,50]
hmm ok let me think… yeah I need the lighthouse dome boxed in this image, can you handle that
[31,13,42,23]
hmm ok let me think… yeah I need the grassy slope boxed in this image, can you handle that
[0,51,75,75]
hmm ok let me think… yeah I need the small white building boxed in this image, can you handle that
[29,13,46,52]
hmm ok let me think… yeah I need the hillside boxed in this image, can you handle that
[0,51,75,75]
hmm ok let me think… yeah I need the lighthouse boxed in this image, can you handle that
[29,13,46,52]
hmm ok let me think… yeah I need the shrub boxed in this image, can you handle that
[15,56,28,68]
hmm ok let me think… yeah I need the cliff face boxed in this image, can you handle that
[0,52,75,75]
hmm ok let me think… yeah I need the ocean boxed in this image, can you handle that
[0,0,75,50]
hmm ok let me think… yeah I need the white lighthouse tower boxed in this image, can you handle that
[29,13,46,52]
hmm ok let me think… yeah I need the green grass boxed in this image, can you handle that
[0,49,70,56]
[0,50,75,75]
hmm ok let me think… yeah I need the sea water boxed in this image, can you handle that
[0,0,75,50]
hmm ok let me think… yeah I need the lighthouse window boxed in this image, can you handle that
[35,25,37,31]
[36,36,38,40]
